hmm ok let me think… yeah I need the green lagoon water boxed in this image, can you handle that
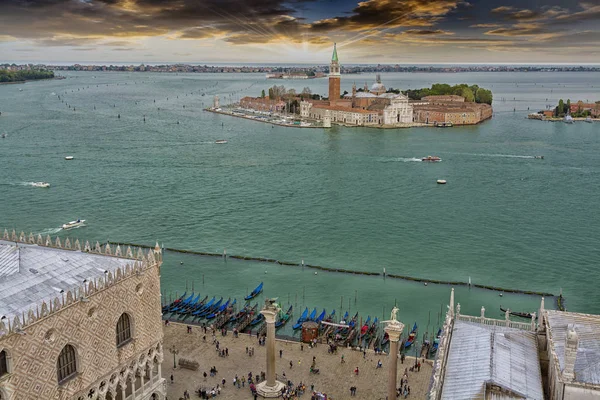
[1,71,599,339]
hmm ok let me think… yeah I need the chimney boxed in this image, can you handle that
[563,324,578,381]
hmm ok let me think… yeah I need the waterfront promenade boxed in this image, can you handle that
[163,323,433,399]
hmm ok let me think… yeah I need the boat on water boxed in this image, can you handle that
[585,116,593,123]
[534,156,544,159]
[64,156,74,160]
[315,309,327,323]
[1,133,5,139]
[422,156,442,162]
[430,329,442,355]
[275,305,293,329]
[62,219,85,230]
[500,305,533,319]
[292,307,309,330]
[564,115,574,124]
[244,282,263,301]
[434,122,453,127]
[404,322,418,348]
[437,179,447,184]
[215,140,228,144]
[32,182,50,188]
[307,308,317,322]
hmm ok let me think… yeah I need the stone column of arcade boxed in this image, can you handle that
[384,307,405,400]
[256,299,285,397]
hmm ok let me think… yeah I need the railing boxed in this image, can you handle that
[456,315,534,331]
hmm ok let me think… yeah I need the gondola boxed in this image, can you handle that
[316,309,326,323]
[207,298,235,320]
[307,308,317,321]
[500,306,533,319]
[404,322,418,348]
[162,291,187,313]
[275,305,293,329]
[250,313,265,326]
[244,282,263,301]
[430,329,442,355]
[292,307,309,330]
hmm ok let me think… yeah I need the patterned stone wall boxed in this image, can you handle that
[0,235,164,400]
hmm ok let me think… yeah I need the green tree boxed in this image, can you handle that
[558,99,564,116]
[566,99,571,115]
[261,89,265,98]
[268,88,274,100]
[461,87,475,102]
[475,88,493,105]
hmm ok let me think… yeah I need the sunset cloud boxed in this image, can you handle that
[0,0,598,63]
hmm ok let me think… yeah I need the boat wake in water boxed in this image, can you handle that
[378,157,422,163]
[452,153,535,159]
[36,227,63,236]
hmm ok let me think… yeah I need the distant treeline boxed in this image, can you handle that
[363,83,493,105]
[0,69,55,83]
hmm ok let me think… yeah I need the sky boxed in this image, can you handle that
[1,0,599,64]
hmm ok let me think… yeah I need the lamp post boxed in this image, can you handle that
[414,340,419,369]
[169,344,179,369]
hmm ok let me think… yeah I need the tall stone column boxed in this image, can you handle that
[256,300,285,397]
[384,307,405,400]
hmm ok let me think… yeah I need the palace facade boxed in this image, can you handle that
[0,230,166,400]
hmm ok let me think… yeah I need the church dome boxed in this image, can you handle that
[371,82,385,91]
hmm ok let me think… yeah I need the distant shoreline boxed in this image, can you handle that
[0,76,64,85]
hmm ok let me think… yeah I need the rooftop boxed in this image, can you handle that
[312,104,380,114]
[0,239,132,324]
[546,310,600,385]
[440,320,544,400]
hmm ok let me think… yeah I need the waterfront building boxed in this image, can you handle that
[569,101,600,117]
[422,95,466,104]
[413,102,492,125]
[299,44,414,127]
[239,97,286,113]
[0,230,166,400]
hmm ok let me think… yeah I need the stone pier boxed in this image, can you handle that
[384,307,405,400]
[256,299,285,397]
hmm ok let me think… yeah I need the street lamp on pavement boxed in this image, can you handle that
[169,344,179,369]
[414,341,419,369]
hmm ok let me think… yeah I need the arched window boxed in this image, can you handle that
[0,350,8,377]
[57,345,77,383]
[116,314,132,347]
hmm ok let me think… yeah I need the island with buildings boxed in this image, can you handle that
[529,98,599,122]
[210,44,493,129]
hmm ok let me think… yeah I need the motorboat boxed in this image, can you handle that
[215,140,228,144]
[1,133,5,139]
[422,156,442,162]
[65,156,74,160]
[534,156,544,159]
[62,219,85,230]
[563,115,574,124]
[437,179,447,184]
[32,182,50,188]
[585,116,593,123]
[434,122,453,127]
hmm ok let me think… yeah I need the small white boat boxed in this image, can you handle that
[65,156,74,160]
[215,140,228,144]
[437,179,447,184]
[585,116,593,123]
[32,182,50,188]
[62,219,85,230]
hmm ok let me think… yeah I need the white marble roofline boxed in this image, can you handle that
[0,228,162,338]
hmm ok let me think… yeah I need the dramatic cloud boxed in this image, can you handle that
[0,0,598,63]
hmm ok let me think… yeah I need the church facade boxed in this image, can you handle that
[0,231,166,400]
[300,44,414,127]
